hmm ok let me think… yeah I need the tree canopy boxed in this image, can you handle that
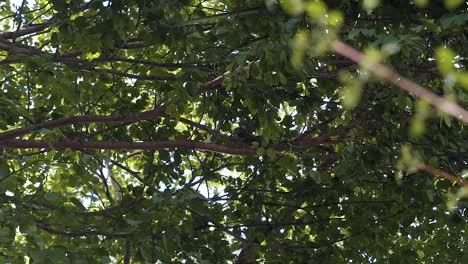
[0,0,467,263]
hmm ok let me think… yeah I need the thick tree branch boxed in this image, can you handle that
[0,106,166,141]
[0,139,259,155]
[124,240,131,264]
[92,56,210,68]
[0,70,227,142]
[0,133,339,156]
[331,40,468,123]
[0,20,55,39]
[0,39,43,55]
[0,40,210,81]
[3,193,144,217]
[178,7,262,26]
[36,222,131,238]
[94,68,176,81]
[197,71,230,94]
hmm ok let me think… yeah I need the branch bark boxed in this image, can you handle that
[0,139,258,155]
[0,133,339,156]
[0,107,166,141]
[124,240,131,264]
[0,70,227,142]
[331,40,468,123]
[36,222,131,238]
[0,20,55,39]
[420,164,467,186]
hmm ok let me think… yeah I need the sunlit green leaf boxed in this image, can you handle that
[444,0,464,9]
[280,0,304,16]
[363,0,380,10]
[435,47,456,75]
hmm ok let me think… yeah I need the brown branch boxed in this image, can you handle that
[0,39,43,55]
[420,164,467,187]
[124,240,131,264]
[0,134,337,156]
[92,56,209,68]
[0,59,21,65]
[196,71,229,94]
[0,106,166,141]
[3,193,144,217]
[0,21,55,39]
[0,139,258,155]
[0,70,227,142]
[36,222,131,238]
[94,68,176,81]
[331,40,468,123]
[0,36,210,77]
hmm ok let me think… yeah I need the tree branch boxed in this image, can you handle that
[92,56,210,68]
[331,40,468,123]
[36,222,131,238]
[420,163,467,186]
[0,20,55,39]
[0,70,227,142]
[124,240,131,264]
[0,131,339,156]
[0,106,166,141]
[0,139,258,155]
[94,68,176,81]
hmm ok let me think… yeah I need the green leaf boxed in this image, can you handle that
[435,47,456,75]
[159,150,170,161]
[0,1,466,262]
[444,0,464,9]
[125,219,142,226]
[44,193,59,202]
[455,72,468,89]
[266,148,276,159]
[256,147,265,156]
[339,73,362,110]
[439,13,468,29]
[305,1,327,19]
[0,161,9,178]
[165,103,178,116]
[280,0,304,16]
[363,0,380,10]
[0,227,13,244]
[19,218,37,234]
[291,31,308,69]
[414,0,428,7]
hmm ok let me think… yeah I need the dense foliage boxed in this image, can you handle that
[0,0,467,263]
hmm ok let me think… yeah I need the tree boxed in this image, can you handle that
[0,0,467,262]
